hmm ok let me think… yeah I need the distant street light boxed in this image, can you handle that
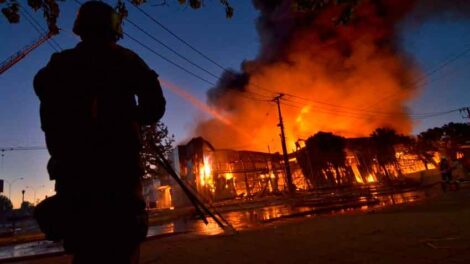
[26,185,45,205]
[6,177,24,201]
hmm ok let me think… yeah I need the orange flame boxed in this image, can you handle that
[193,1,420,152]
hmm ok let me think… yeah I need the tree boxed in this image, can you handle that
[370,128,404,183]
[415,122,470,164]
[293,0,358,25]
[1,0,363,33]
[440,122,470,158]
[1,0,234,33]
[303,131,348,187]
[0,194,13,220]
[140,121,175,181]
[20,201,35,216]
[414,128,442,169]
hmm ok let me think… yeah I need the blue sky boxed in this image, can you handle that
[0,1,469,207]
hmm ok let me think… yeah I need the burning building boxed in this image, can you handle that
[160,1,470,205]
[171,137,302,202]
[150,133,443,208]
[295,134,437,188]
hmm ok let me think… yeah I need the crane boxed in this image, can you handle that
[0,31,56,75]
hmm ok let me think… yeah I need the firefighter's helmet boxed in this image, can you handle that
[73,1,123,41]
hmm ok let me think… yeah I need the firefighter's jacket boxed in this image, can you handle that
[34,41,166,191]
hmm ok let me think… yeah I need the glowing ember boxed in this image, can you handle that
[351,166,364,184]
[366,174,376,183]
[224,172,234,180]
[199,156,214,189]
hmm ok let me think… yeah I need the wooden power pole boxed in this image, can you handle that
[461,107,470,122]
[273,94,295,193]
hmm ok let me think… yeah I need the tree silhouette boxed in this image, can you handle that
[370,128,405,183]
[19,201,35,216]
[304,132,348,187]
[350,138,377,183]
[1,0,234,33]
[140,122,175,181]
[413,129,441,169]
[415,122,470,163]
[1,0,361,33]
[293,0,358,24]
[0,194,13,220]
[440,122,470,158]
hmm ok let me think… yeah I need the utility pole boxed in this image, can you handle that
[273,94,295,193]
[6,177,23,202]
[461,107,470,122]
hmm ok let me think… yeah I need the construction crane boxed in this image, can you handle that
[0,31,56,75]
[1,146,47,164]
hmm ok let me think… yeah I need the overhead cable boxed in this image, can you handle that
[20,7,62,51]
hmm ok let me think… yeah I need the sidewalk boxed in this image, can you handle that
[8,186,470,264]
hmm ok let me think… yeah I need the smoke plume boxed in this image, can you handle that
[194,0,470,152]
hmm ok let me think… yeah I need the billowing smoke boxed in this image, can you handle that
[194,0,470,152]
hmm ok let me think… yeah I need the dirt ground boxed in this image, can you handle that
[7,185,470,264]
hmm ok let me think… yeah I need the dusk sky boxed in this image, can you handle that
[0,0,469,207]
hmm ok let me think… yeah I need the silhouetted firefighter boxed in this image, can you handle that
[33,1,165,263]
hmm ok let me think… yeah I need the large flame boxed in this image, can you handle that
[193,0,470,152]
[198,155,215,192]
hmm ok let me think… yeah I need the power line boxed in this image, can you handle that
[124,32,217,86]
[21,10,59,53]
[72,1,464,122]
[279,97,464,121]
[414,45,470,86]
[281,94,461,118]
[20,7,62,51]
[282,41,470,116]
[68,0,272,104]
[70,0,217,86]
[129,0,366,108]
[125,0,280,98]
[126,0,226,71]
[124,31,270,102]
[44,0,470,119]
[282,95,402,116]
[422,57,470,85]
[0,106,464,155]
[1,146,47,152]
[123,18,273,101]
[125,32,271,102]
[125,3,275,100]
[363,44,470,110]
[266,96,388,120]
[134,3,468,116]
[229,91,272,102]
[279,101,380,120]
[132,1,469,113]
[411,109,462,120]
[127,0,364,100]
[125,18,220,79]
